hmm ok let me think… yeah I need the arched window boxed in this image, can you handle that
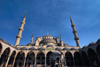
[74,52,83,66]
[14,51,25,67]
[0,47,10,67]
[88,48,100,67]
[65,52,74,66]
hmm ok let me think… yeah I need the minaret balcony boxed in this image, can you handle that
[16,35,22,38]
[19,27,24,31]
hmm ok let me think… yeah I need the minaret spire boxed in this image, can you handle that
[14,12,27,46]
[60,33,63,46]
[31,33,34,43]
[70,15,81,48]
[60,33,62,41]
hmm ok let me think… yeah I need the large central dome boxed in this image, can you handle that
[39,35,56,45]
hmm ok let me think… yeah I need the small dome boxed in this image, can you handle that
[63,48,70,50]
[47,45,53,47]
[20,47,27,50]
[89,42,96,46]
[96,39,100,44]
[70,48,77,50]
[55,48,62,50]
[38,47,45,50]
[29,47,36,50]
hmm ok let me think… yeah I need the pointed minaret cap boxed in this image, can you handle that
[31,32,34,43]
[69,14,74,25]
[23,11,27,22]
[47,32,49,35]
[60,33,62,41]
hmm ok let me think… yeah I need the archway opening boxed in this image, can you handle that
[74,52,83,66]
[14,51,25,67]
[8,51,16,67]
[65,52,74,66]
[25,51,35,67]
[37,52,45,66]
[55,57,61,67]
[88,48,100,67]
[81,51,90,66]
[0,47,10,67]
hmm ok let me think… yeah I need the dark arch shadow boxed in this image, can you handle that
[25,51,35,67]
[65,52,74,66]
[88,48,100,67]
[81,51,90,67]
[96,45,100,59]
[74,52,83,67]
[37,52,45,66]
[0,47,10,67]
[0,43,2,53]
[14,51,25,67]
[7,51,16,67]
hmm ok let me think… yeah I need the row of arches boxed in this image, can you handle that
[0,43,100,67]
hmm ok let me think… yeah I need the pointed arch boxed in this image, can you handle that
[88,48,100,67]
[46,51,53,67]
[25,51,35,67]
[81,51,90,66]
[74,52,83,66]
[14,51,25,67]
[65,52,74,66]
[0,47,10,67]
[37,52,45,66]
[7,51,16,67]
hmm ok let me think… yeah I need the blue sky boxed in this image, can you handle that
[0,0,100,47]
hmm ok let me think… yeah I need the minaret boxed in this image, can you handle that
[31,33,33,43]
[60,33,63,46]
[70,15,81,48]
[15,12,27,46]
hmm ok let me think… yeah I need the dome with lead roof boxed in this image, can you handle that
[39,34,56,45]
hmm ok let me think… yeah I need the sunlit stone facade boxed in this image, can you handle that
[0,13,100,67]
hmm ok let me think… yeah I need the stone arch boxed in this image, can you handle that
[37,52,45,66]
[7,50,16,67]
[25,51,35,67]
[96,45,100,59]
[0,47,10,67]
[74,52,83,66]
[14,51,25,67]
[65,52,74,66]
[88,48,100,67]
[46,51,53,67]
[0,43,2,53]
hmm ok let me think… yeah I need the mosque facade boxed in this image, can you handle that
[0,13,100,67]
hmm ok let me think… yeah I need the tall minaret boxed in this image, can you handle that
[70,15,81,48]
[15,12,27,46]
[31,33,33,43]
